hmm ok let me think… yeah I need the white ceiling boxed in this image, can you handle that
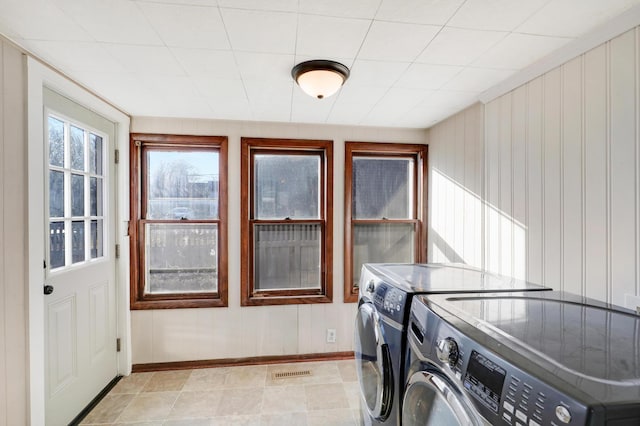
[1,0,639,128]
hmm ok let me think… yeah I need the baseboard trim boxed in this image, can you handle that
[132,351,355,373]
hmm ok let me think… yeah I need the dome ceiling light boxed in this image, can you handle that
[291,60,350,99]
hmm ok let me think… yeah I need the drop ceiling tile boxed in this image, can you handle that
[136,0,219,6]
[235,52,295,82]
[104,44,186,76]
[1,0,91,41]
[472,33,570,69]
[244,79,293,108]
[290,90,337,124]
[447,0,551,31]
[376,0,465,25]
[517,0,639,37]
[362,87,433,126]
[140,75,201,100]
[357,21,440,62]
[217,0,297,13]
[54,0,163,45]
[138,2,229,49]
[191,76,247,100]
[70,71,148,113]
[347,59,410,87]
[442,67,516,92]
[171,48,240,79]
[416,27,507,66]
[299,0,381,19]
[296,15,370,58]
[207,96,252,121]
[26,41,125,73]
[327,84,388,124]
[395,63,463,90]
[221,8,297,54]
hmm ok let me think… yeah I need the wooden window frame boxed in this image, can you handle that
[344,142,428,303]
[129,133,228,310]
[241,137,333,306]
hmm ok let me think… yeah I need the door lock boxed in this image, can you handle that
[44,285,54,295]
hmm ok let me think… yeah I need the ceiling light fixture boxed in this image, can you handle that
[291,60,350,99]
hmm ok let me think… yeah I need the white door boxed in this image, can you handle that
[43,88,118,426]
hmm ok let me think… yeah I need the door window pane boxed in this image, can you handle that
[145,223,218,294]
[89,134,103,174]
[90,220,103,259]
[147,151,219,220]
[254,154,319,219]
[254,223,321,290]
[70,126,85,171]
[90,177,103,216]
[352,157,413,219]
[48,117,64,167]
[71,174,84,216]
[50,222,65,269]
[353,223,415,285]
[50,170,64,217]
[72,221,85,263]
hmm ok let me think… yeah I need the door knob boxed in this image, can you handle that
[44,285,54,295]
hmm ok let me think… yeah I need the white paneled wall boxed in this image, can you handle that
[130,117,427,364]
[430,26,640,308]
[0,39,28,426]
[428,103,483,268]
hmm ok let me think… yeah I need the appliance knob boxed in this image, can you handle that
[436,337,459,368]
[366,280,375,293]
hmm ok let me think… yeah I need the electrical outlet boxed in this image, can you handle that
[326,328,337,343]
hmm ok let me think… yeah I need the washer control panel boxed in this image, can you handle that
[366,279,407,324]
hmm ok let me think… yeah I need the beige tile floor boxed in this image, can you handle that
[80,359,364,426]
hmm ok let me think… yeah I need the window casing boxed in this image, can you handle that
[241,138,333,306]
[130,134,228,309]
[344,142,428,303]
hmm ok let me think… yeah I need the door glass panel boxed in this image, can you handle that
[145,223,218,294]
[71,174,84,216]
[89,133,102,174]
[70,126,85,171]
[72,221,85,263]
[48,112,106,269]
[352,157,414,219]
[146,150,219,220]
[90,220,103,259]
[403,380,466,426]
[48,116,64,167]
[253,223,320,290]
[353,223,415,286]
[355,304,383,413]
[50,222,65,269]
[254,154,319,219]
[49,170,64,217]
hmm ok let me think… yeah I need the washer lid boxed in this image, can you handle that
[363,263,548,294]
[425,291,640,401]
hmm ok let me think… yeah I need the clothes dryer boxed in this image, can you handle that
[403,291,640,425]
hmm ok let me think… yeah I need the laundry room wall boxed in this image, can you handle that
[0,38,28,426]
[429,26,640,310]
[129,117,428,364]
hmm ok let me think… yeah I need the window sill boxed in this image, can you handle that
[241,294,332,307]
[130,296,227,310]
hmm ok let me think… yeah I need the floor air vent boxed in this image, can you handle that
[272,370,312,379]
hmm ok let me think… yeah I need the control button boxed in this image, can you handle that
[529,420,541,426]
[366,280,375,293]
[503,401,515,414]
[502,412,512,423]
[555,406,572,424]
[396,304,401,311]
[516,423,525,426]
[515,409,527,423]
[455,371,461,380]
[398,294,403,301]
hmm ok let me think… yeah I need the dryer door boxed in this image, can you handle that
[402,370,490,426]
[354,302,393,421]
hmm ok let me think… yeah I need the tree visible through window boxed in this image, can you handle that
[344,142,428,303]
[130,134,228,310]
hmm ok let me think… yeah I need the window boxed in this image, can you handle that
[47,114,107,269]
[344,142,428,303]
[241,138,333,306]
[130,134,227,309]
